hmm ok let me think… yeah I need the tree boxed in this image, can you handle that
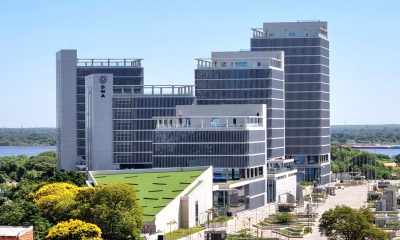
[47,171,87,186]
[319,205,388,240]
[46,219,101,240]
[25,155,56,179]
[0,172,7,183]
[0,200,25,225]
[394,154,400,164]
[0,200,51,239]
[73,184,143,240]
[8,179,39,200]
[28,182,79,222]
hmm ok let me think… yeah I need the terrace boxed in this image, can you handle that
[154,116,265,129]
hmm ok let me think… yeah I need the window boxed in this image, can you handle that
[183,118,191,127]
[195,201,199,226]
[211,118,222,127]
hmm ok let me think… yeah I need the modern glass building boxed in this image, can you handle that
[57,50,194,170]
[112,85,194,168]
[250,21,331,184]
[152,104,268,211]
[195,51,286,160]
[56,50,143,170]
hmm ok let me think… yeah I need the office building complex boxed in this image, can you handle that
[56,20,331,218]
[250,21,331,184]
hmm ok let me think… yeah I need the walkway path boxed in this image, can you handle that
[180,183,371,240]
[308,183,369,240]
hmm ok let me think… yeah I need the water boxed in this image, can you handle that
[354,148,400,157]
[0,146,56,157]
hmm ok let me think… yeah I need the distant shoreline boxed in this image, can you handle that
[342,144,400,149]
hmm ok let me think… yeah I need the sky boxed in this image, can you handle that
[0,0,399,127]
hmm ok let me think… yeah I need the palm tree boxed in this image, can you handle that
[167,219,177,233]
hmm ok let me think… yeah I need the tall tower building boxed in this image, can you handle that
[56,49,194,170]
[56,50,144,170]
[250,21,331,184]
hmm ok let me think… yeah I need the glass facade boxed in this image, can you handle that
[75,67,144,161]
[195,68,285,159]
[153,129,266,168]
[251,23,331,185]
[113,96,194,166]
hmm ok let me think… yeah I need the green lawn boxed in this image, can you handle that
[94,170,203,221]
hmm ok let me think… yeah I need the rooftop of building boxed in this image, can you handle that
[0,226,33,237]
[251,20,328,39]
[77,58,142,67]
[196,50,283,70]
[91,168,206,222]
[113,85,195,97]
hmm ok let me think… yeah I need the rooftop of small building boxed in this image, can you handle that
[0,226,33,236]
[91,168,206,222]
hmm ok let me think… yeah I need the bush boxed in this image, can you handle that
[165,227,204,240]
[304,226,312,234]
[46,219,101,240]
[274,212,295,224]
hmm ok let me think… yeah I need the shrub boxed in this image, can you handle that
[274,212,295,224]
[46,219,101,240]
[304,226,312,234]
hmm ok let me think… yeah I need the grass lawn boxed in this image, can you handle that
[94,170,203,221]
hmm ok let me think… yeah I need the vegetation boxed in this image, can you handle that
[319,205,389,240]
[73,184,144,240]
[27,182,144,240]
[46,219,102,240]
[304,226,312,234]
[165,226,204,240]
[0,152,143,239]
[331,144,398,179]
[0,128,56,146]
[209,215,232,223]
[331,124,400,144]
[94,171,202,221]
[274,212,295,224]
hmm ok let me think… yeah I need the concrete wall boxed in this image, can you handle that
[85,74,115,170]
[0,227,34,240]
[274,171,297,203]
[154,166,213,234]
[56,50,77,170]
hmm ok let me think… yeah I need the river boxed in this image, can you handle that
[353,148,400,157]
[0,146,56,157]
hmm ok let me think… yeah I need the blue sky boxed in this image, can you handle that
[0,0,399,127]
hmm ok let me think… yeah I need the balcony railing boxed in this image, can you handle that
[113,85,194,96]
[155,116,264,129]
[77,58,142,67]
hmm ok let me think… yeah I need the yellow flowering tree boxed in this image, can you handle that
[28,182,79,222]
[46,219,101,240]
